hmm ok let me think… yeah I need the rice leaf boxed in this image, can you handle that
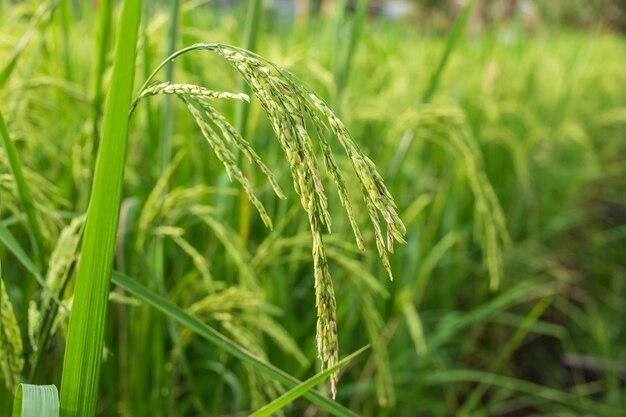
[58,0,142,415]
[132,44,406,394]
[249,345,369,417]
[12,384,59,417]
[0,110,45,265]
[0,221,64,308]
[0,0,60,91]
[111,271,360,417]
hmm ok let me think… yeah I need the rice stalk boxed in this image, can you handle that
[112,271,359,417]
[135,150,186,250]
[387,0,476,179]
[0,261,24,393]
[235,0,262,140]
[131,43,406,396]
[91,0,112,146]
[159,0,179,177]
[235,0,262,243]
[250,345,369,417]
[392,106,509,290]
[0,0,60,91]
[335,0,367,105]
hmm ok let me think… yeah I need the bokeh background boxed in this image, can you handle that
[0,0,625,415]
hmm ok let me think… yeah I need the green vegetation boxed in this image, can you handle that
[0,1,625,416]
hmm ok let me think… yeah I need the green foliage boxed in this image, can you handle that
[12,384,59,417]
[58,0,142,416]
[0,1,625,416]
[249,345,369,417]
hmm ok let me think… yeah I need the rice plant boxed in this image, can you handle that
[1,1,625,416]
[130,42,406,398]
[5,0,404,413]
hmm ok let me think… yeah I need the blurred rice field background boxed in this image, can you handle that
[0,0,625,415]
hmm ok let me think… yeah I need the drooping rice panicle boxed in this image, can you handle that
[181,95,274,229]
[0,268,24,393]
[129,81,250,116]
[193,99,285,199]
[132,43,406,396]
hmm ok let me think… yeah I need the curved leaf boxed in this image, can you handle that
[12,384,59,417]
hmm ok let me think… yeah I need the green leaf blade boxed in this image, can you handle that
[111,271,360,417]
[58,0,142,416]
[12,384,59,417]
[250,345,369,417]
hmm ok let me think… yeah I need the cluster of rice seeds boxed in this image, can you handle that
[0,274,24,392]
[25,215,85,351]
[129,82,250,118]
[209,44,405,395]
[134,44,406,396]
[44,215,84,299]
[205,46,346,394]
[212,44,405,266]
[305,92,406,274]
[132,82,286,230]
[182,96,276,228]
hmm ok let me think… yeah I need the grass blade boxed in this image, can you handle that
[234,0,261,140]
[91,0,113,145]
[0,110,46,266]
[0,221,63,307]
[12,384,59,417]
[159,0,180,175]
[335,0,367,103]
[58,0,142,416]
[422,0,475,104]
[149,1,180,413]
[250,345,369,417]
[0,1,60,91]
[387,0,475,179]
[426,369,624,415]
[111,271,360,417]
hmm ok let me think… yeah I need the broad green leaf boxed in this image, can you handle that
[58,0,142,416]
[12,384,59,417]
[250,345,369,417]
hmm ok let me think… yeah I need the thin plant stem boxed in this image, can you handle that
[387,0,476,180]
[236,0,262,242]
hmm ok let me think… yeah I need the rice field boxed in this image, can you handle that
[1,1,625,416]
